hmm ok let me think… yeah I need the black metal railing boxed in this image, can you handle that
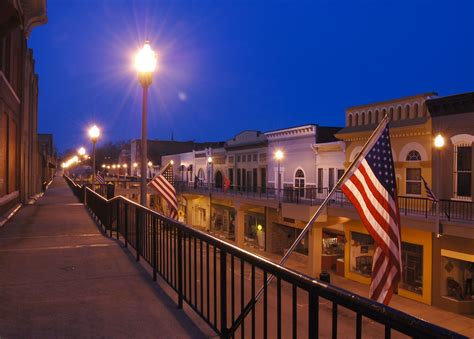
[65,176,465,339]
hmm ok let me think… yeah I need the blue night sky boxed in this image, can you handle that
[29,0,474,152]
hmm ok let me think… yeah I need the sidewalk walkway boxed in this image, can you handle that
[243,245,474,337]
[0,176,206,338]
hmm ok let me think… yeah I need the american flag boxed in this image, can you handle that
[148,163,178,219]
[422,176,437,201]
[341,124,402,305]
[96,171,106,184]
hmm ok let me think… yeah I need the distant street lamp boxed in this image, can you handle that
[207,156,213,191]
[78,147,86,156]
[274,149,284,202]
[123,163,128,176]
[147,161,153,179]
[133,162,138,176]
[135,41,157,206]
[88,125,100,183]
[434,134,445,236]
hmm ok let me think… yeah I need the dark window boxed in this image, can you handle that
[253,168,257,192]
[401,242,423,295]
[337,169,344,180]
[328,168,335,191]
[228,168,234,187]
[261,168,266,193]
[456,145,472,197]
[406,168,421,195]
[242,169,247,190]
[318,168,323,193]
[406,150,421,161]
[237,169,241,190]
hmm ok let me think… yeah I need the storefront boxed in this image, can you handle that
[211,203,235,240]
[322,228,345,272]
[244,212,265,250]
[433,235,474,314]
[344,221,432,305]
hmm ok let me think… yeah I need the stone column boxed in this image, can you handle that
[308,226,323,277]
[234,203,245,248]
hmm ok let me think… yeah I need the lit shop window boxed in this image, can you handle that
[350,232,375,277]
[441,257,473,301]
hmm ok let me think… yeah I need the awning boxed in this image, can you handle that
[441,249,474,263]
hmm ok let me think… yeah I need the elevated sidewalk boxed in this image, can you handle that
[0,176,205,338]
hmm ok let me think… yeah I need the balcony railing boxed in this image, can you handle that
[63,175,466,339]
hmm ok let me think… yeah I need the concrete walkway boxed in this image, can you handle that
[0,176,206,338]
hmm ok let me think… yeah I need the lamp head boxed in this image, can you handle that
[78,147,86,156]
[148,161,153,167]
[133,162,138,168]
[434,134,445,149]
[207,157,213,164]
[88,125,100,141]
[274,149,284,161]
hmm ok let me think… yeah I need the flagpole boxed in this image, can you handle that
[228,114,391,335]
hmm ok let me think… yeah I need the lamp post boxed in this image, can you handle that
[135,41,157,206]
[434,134,445,236]
[88,125,100,183]
[207,156,213,191]
[274,149,284,202]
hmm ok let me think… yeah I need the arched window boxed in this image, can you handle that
[187,165,193,182]
[381,109,386,121]
[406,150,421,161]
[355,113,360,126]
[361,112,366,125]
[406,150,422,195]
[215,171,223,188]
[294,169,305,198]
[347,114,353,127]
[389,107,394,120]
[414,103,419,118]
[403,105,410,119]
[197,168,205,186]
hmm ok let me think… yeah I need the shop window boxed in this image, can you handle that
[441,257,473,301]
[294,169,305,198]
[454,145,472,199]
[244,214,265,250]
[400,242,423,295]
[0,113,7,196]
[350,232,375,277]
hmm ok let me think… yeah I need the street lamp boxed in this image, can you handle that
[434,134,445,236]
[135,41,157,206]
[88,125,100,183]
[207,156,213,191]
[147,161,153,179]
[123,163,128,177]
[78,147,86,156]
[274,149,284,202]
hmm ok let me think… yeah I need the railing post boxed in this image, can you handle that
[109,201,113,238]
[152,219,157,281]
[177,228,183,309]
[124,203,128,248]
[220,249,228,338]
[136,209,140,262]
[116,200,120,240]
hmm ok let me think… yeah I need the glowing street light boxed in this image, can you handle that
[434,134,445,149]
[207,156,213,191]
[274,149,284,202]
[434,134,445,236]
[135,41,158,206]
[88,125,100,183]
[78,147,86,156]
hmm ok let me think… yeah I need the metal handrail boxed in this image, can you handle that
[64,177,466,338]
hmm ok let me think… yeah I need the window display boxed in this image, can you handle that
[244,213,265,249]
[400,242,423,295]
[350,232,374,277]
[442,257,474,301]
